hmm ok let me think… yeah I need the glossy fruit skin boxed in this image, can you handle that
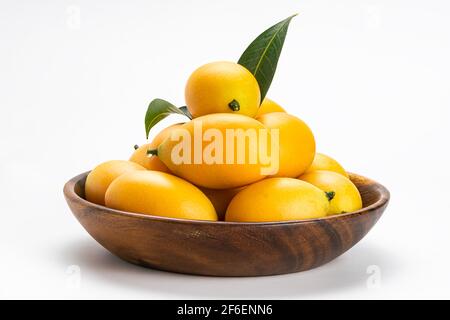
[185,61,261,118]
[200,186,245,220]
[225,178,329,222]
[256,112,315,178]
[85,160,146,205]
[255,98,286,117]
[105,170,217,221]
[130,123,183,172]
[304,153,348,178]
[299,170,362,216]
[157,113,269,189]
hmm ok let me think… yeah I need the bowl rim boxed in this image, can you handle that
[64,171,390,226]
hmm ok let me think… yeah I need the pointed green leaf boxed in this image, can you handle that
[179,106,192,119]
[238,14,297,102]
[144,99,192,138]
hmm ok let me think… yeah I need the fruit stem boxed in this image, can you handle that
[325,191,335,201]
[228,99,240,111]
[147,149,158,156]
[134,144,139,150]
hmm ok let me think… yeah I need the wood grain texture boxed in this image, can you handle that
[63,172,389,277]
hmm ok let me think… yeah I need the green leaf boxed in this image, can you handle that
[144,99,192,138]
[238,14,297,102]
[179,106,192,119]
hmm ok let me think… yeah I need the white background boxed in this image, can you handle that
[1,0,449,299]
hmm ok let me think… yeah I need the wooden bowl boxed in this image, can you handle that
[63,172,389,277]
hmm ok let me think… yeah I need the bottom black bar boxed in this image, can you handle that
[0,300,446,318]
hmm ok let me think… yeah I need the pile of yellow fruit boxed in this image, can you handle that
[85,60,363,222]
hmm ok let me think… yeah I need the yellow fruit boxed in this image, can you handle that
[154,113,271,189]
[256,112,315,178]
[255,98,286,117]
[299,170,362,215]
[105,170,217,221]
[226,178,329,222]
[85,160,146,205]
[200,186,245,220]
[130,123,183,172]
[305,153,348,178]
[130,144,169,172]
[185,61,261,118]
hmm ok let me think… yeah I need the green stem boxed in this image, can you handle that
[325,191,335,201]
[228,99,240,111]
